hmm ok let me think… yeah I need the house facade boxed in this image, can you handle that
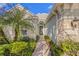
[36,13,48,36]
[46,3,79,44]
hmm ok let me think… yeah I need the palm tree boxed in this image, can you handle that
[0,15,10,43]
[0,7,34,42]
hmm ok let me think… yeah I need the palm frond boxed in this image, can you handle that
[19,20,34,31]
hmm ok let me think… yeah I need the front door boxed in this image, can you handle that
[39,26,43,35]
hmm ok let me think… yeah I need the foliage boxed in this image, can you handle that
[10,40,36,56]
[0,44,10,56]
[0,5,36,56]
[10,42,28,55]
[50,39,79,56]
[25,40,36,56]
[60,40,79,56]
[50,42,63,56]
[20,37,33,42]
[0,8,34,42]
[0,45,6,55]
[52,13,56,16]
[0,27,10,44]
[44,35,63,56]
[44,35,51,44]
[0,40,36,56]
[0,38,8,45]
[44,35,79,56]
[19,38,36,55]
[30,40,36,48]
[44,35,64,56]
[0,30,8,44]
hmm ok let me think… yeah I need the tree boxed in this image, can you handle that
[0,6,34,42]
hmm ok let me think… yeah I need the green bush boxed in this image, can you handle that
[44,35,64,56]
[50,41,64,56]
[0,44,10,56]
[44,35,79,56]
[24,39,36,56]
[0,38,7,45]
[0,34,9,44]
[60,40,79,56]
[44,35,51,44]
[0,40,36,56]
[20,38,36,56]
[50,39,79,56]
[10,42,28,55]
[10,41,36,56]
[0,45,5,56]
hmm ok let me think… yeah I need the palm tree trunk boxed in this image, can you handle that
[14,25,20,41]
[0,27,10,44]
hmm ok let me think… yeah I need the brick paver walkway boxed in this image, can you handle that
[32,36,51,56]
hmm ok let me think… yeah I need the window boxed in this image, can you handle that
[22,29,27,35]
[71,20,79,29]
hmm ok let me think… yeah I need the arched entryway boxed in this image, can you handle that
[39,21,44,35]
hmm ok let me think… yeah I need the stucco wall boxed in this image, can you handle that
[46,16,57,43]
[57,17,79,42]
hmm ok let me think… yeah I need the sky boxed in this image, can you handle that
[0,3,54,14]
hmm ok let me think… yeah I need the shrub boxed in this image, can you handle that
[18,38,37,55]
[0,35,9,44]
[60,40,79,56]
[44,35,51,44]
[0,45,5,56]
[0,44,10,56]
[24,39,36,56]
[10,42,28,56]
[0,39,36,56]
[20,37,31,42]
[50,39,79,56]
[0,38,7,45]
[10,41,36,56]
[20,36,36,42]
[50,41,64,56]
[44,35,79,56]
[44,35,64,56]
